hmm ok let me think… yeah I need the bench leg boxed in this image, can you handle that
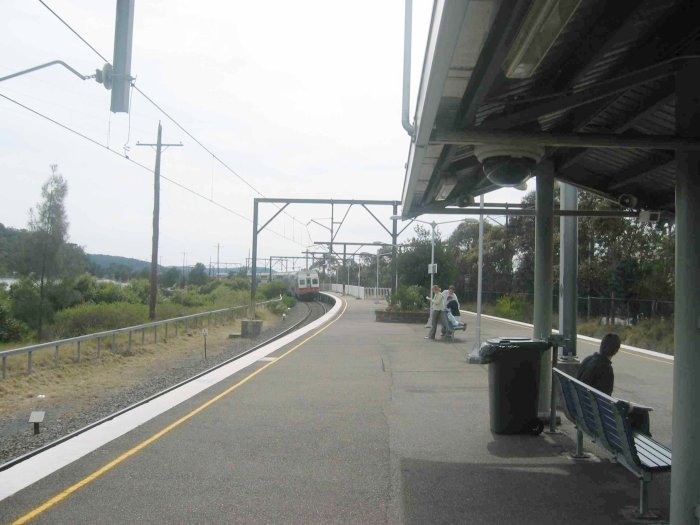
[635,474,660,519]
[570,428,589,459]
[639,478,648,516]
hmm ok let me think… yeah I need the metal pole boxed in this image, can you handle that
[376,252,379,299]
[534,160,555,415]
[401,0,415,136]
[475,195,484,350]
[250,199,259,319]
[392,202,399,293]
[426,221,436,328]
[548,343,558,433]
[430,222,436,291]
[559,183,579,360]
[670,62,700,524]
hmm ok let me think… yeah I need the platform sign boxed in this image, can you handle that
[428,263,437,274]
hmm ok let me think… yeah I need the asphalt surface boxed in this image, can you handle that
[0,296,672,524]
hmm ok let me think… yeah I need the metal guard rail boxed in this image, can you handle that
[0,298,281,379]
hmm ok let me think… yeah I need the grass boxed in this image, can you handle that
[462,301,674,355]
[0,307,281,420]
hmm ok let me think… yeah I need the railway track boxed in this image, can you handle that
[0,297,333,471]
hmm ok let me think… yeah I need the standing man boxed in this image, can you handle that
[441,285,459,308]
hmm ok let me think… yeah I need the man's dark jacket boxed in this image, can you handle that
[576,352,614,395]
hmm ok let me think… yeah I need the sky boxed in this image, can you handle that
[1,0,529,272]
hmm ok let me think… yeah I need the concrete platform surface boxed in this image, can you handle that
[0,295,671,524]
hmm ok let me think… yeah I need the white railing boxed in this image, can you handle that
[344,285,365,299]
[364,287,392,300]
[320,284,391,300]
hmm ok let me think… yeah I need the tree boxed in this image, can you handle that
[448,219,517,301]
[25,166,70,339]
[159,267,180,288]
[396,225,457,294]
[189,263,209,286]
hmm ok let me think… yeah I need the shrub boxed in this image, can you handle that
[199,279,222,295]
[48,302,147,338]
[125,279,151,304]
[390,285,426,312]
[206,286,249,309]
[169,289,207,307]
[0,302,27,342]
[282,295,297,309]
[494,294,522,320]
[258,280,288,299]
[94,281,129,304]
[266,300,288,316]
[223,276,250,291]
[74,273,98,302]
[9,277,54,330]
[46,280,83,310]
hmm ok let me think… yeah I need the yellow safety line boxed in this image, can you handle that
[12,299,347,525]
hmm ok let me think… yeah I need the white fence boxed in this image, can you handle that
[320,284,391,300]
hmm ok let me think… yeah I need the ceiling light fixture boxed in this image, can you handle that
[503,0,582,79]
[435,177,458,201]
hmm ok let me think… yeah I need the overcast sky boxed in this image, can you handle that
[1,0,528,271]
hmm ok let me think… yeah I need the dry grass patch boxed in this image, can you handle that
[0,311,281,420]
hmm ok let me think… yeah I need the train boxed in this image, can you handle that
[276,269,320,301]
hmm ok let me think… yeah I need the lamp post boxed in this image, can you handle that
[429,221,436,291]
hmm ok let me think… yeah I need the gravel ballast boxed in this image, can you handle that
[0,302,315,467]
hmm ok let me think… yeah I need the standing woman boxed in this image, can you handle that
[426,285,446,339]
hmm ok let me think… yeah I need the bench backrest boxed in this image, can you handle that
[553,368,641,472]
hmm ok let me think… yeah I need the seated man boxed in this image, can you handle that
[442,287,465,335]
[576,333,620,395]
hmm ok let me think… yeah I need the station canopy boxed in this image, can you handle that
[402,0,700,217]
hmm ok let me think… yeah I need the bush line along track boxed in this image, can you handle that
[0,300,328,472]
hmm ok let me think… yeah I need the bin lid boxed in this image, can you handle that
[485,337,550,350]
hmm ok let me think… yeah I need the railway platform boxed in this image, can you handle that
[0,294,672,524]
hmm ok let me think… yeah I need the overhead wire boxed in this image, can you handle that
[38,0,303,242]
[0,92,302,244]
[37,0,110,64]
[130,85,312,235]
[36,0,310,242]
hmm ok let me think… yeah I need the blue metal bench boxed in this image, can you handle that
[553,368,672,517]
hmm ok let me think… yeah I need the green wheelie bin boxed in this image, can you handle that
[477,337,551,435]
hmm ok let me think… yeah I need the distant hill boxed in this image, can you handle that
[87,254,152,272]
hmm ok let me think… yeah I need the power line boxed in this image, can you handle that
[130,85,310,230]
[36,0,312,241]
[0,92,303,245]
[37,0,110,64]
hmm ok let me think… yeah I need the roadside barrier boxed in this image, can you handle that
[0,299,281,379]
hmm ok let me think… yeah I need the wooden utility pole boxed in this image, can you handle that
[137,122,182,320]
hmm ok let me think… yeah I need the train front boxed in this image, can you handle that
[296,270,320,300]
